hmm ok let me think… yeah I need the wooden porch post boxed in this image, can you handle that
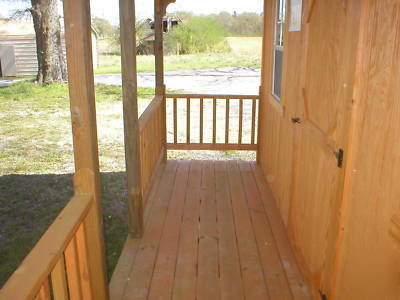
[63,0,109,299]
[155,0,168,159]
[154,0,165,96]
[120,0,144,237]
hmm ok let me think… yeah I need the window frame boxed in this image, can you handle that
[272,0,286,101]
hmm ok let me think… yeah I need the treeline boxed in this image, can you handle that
[93,11,263,56]
[173,11,263,37]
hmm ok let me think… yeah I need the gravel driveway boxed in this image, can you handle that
[95,66,261,95]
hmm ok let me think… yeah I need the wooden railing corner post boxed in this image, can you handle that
[73,169,109,300]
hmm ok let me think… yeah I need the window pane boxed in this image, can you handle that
[273,49,283,99]
[272,0,285,100]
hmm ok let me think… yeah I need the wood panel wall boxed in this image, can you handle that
[258,0,303,226]
[332,1,400,298]
[259,0,400,298]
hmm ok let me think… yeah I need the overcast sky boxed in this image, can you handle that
[2,0,263,25]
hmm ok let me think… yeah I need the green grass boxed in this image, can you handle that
[0,82,154,286]
[96,52,261,74]
[95,37,262,74]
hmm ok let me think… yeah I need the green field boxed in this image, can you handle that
[95,37,262,74]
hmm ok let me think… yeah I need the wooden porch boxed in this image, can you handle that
[110,160,309,300]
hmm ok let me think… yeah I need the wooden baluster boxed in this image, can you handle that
[51,257,69,300]
[238,99,243,144]
[200,98,204,144]
[213,98,217,144]
[34,278,51,300]
[65,237,83,299]
[173,98,177,144]
[75,223,93,299]
[251,99,257,144]
[225,98,230,144]
[187,97,191,143]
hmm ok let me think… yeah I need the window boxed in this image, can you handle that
[272,0,286,100]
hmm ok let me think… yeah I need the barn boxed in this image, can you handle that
[0,19,98,77]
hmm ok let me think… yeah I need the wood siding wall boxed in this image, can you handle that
[259,0,400,298]
[0,35,40,76]
[0,34,97,77]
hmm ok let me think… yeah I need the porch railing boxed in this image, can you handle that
[165,94,259,151]
[0,197,98,299]
[139,95,165,203]
[0,170,108,300]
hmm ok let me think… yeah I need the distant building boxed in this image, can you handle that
[0,19,98,77]
[137,16,181,55]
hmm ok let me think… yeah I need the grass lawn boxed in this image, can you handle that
[95,36,262,75]
[0,82,154,286]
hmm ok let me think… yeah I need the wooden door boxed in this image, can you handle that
[287,0,361,296]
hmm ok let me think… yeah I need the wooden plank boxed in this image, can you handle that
[239,100,243,144]
[187,98,191,143]
[147,161,191,299]
[251,99,257,144]
[172,161,202,300]
[227,161,269,300]
[225,99,230,144]
[389,214,400,246]
[239,161,292,299]
[251,162,310,299]
[173,98,178,144]
[34,279,51,300]
[51,258,69,300]
[197,161,220,300]
[215,161,245,300]
[65,237,83,300]
[200,98,204,143]
[62,0,109,298]
[122,161,178,299]
[213,98,217,144]
[75,223,93,299]
[110,162,167,300]
[0,195,92,300]
[167,143,257,151]
[166,94,259,100]
[120,0,143,237]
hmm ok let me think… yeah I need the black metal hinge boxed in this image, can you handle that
[333,149,344,168]
[319,290,328,300]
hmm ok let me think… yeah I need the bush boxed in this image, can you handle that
[165,17,231,55]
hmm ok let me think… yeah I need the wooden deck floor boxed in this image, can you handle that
[110,160,310,300]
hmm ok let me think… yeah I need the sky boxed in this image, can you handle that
[2,0,263,25]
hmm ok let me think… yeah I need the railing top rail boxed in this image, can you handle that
[0,194,93,300]
[165,93,260,100]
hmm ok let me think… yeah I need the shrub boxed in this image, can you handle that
[165,16,231,54]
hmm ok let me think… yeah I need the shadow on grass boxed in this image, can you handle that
[0,172,128,287]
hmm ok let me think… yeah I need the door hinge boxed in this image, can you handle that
[319,290,328,300]
[333,149,344,168]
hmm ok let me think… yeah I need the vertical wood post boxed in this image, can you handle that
[119,0,144,237]
[62,0,109,299]
[155,0,167,159]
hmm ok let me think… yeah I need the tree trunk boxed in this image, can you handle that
[30,0,67,83]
